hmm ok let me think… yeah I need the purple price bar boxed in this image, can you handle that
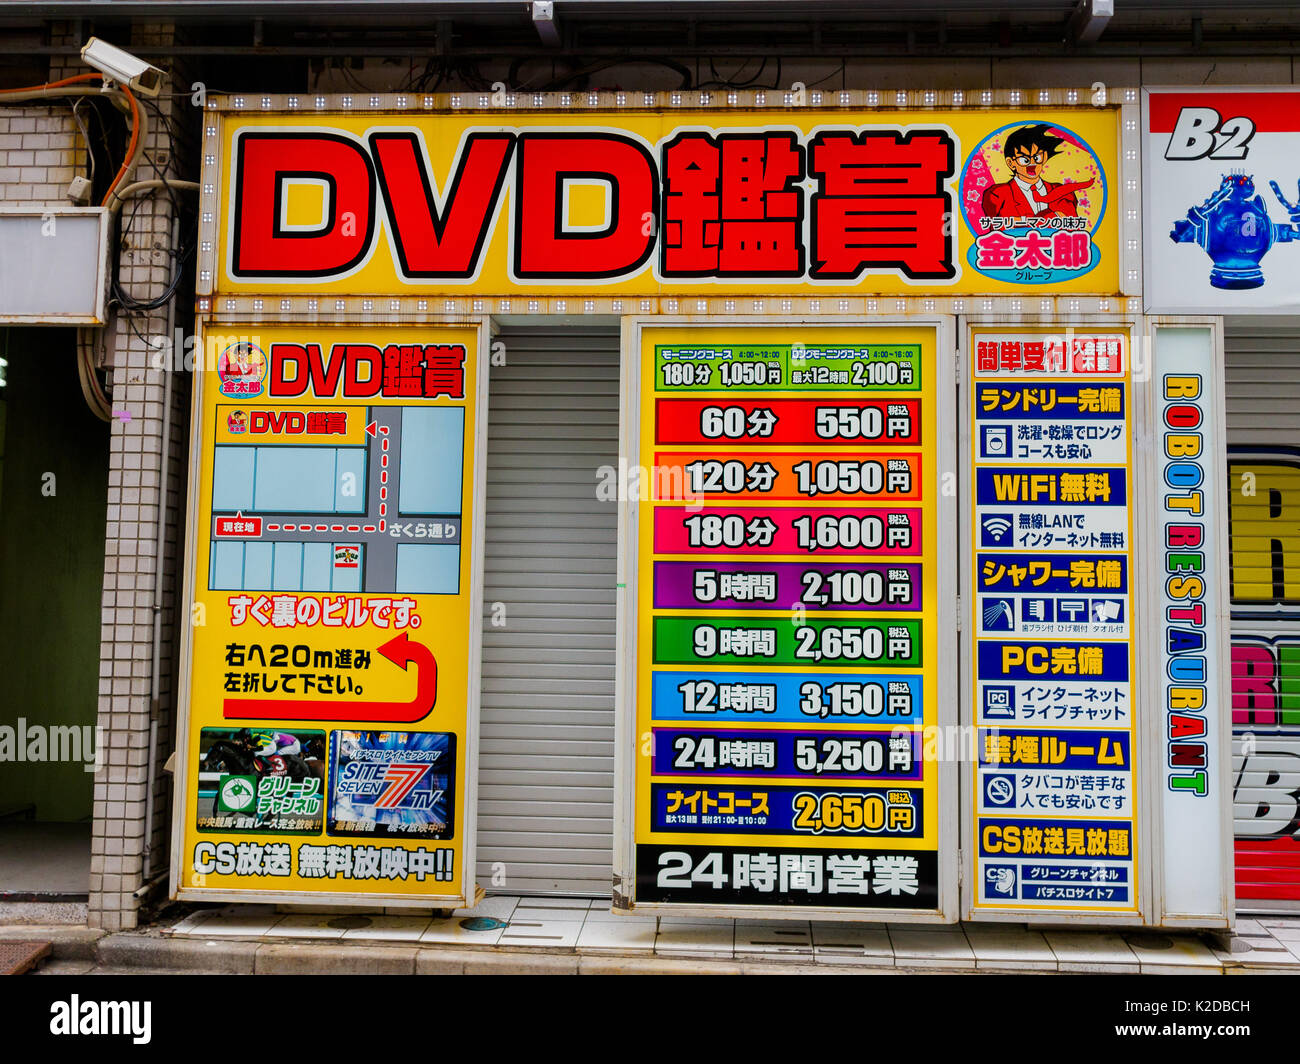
[653,560,921,611]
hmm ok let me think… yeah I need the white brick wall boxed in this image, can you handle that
[0,108,84,207]
[0,20,191,931]
[86,21,193,932]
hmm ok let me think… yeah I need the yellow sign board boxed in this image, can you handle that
[172,324,485,905]
[210,108,1121,298]
[627,322,949,913]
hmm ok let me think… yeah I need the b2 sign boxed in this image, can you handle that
[1144,88,1300,314]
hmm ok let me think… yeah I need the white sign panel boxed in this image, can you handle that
[1154,325,1232,922]
[1144,88,1300,314]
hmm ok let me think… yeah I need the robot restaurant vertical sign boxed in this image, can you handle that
[969,328,1139,913]
[1144,88,1300,313]
[1159,371,1216,800]
[1156,330,1226,918]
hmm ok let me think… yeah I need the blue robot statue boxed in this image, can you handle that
[1170,173,1300,289]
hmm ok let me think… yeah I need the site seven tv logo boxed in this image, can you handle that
[338,761,434,809]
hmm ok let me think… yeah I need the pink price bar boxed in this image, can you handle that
[653,505,923,556]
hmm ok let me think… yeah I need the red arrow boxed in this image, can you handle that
[222,632,438,723]
[366,420,378,437]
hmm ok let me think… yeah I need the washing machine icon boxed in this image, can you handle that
[981,425,1010,457]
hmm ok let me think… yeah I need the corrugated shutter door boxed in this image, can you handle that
[1226,324,1300,908]
[476,326,619,895]
[1225,325,1300,446]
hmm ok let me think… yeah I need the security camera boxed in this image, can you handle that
[80,37,164,98]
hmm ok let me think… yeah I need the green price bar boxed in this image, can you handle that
[653,616,922,667]
[655,344,921,393]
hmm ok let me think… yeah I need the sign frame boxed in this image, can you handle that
[168,315,491,909]
[197,94,1127,304]
[0,207,109,324]
[1142,86,1300,316]
[1144,317,1234,928]
[613,315,959,923]
[959,314,1154,926]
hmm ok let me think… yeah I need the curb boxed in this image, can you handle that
[0,925,105,961]
[75,933,1000,975]
[416,949,582,975]
[5,925,1268,976]
[96,934,260,974]
[70,932,875,975]
[255,942,420,975]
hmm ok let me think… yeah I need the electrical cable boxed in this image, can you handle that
[100,85,144,211]
[76,327,112,422]
[0,73,157,416]
[0,73,147,209]
[68,97,95,186]
[110,173,198,315]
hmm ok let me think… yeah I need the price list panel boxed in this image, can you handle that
[630,324,948,915]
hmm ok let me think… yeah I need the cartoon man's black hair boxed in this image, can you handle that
[1003,124,1067,159]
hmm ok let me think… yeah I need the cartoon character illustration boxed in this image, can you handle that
[216,341,268,398]
[980,123,1096,221]
[218,343,262,378]
[226,409,247,433]
[1170,173,1300,289]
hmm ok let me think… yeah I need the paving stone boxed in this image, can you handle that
[655,921,735,959]
[734,920,814,958]
[576,918,659,953]
[1044,931,1139,973]
[889,928,975,969]
[964,926,1057,971]
[810,923,895,966]
[338,915,431,942]
[497,916,584,949]
[166,906,281,938]
[1124,934,1223,975]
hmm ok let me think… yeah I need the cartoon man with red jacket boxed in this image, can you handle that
[981,123,1094,221]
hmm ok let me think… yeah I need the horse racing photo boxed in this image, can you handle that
[196,727,327,834]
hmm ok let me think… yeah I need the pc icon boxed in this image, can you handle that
[982,685,1016,720]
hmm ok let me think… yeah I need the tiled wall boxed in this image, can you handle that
[90,22,194,931]
[0,110,83,206]
[0,22,192,929]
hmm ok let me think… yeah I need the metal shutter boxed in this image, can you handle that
[1225,323,1300,909]
[475,325,619,895]
[1225,324,1300,446]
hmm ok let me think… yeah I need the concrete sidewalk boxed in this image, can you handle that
[5,895,1300,974]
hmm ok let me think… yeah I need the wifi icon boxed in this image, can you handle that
[981,513,1013,545]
